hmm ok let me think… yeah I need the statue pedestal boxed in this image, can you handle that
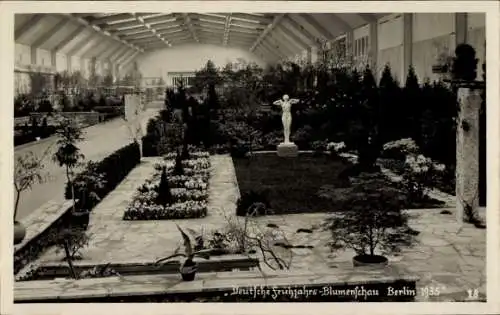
[277,142,298,157]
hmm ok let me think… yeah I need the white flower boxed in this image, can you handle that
[434,164,446,172]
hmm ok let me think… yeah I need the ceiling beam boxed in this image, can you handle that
[190,14,225,25]
[31,17,70,49]
[113,27,149,37]
[110,46,130,62]
[268,32,302,55]
[116,49,136,65]
[274,25,310,50]
[282,16,319,47]
[142,14,177,25]
[120,51,140,69]
[113,48,132,65]
[129,37,162,45]
[101,43,124,60]
[102,20,142,31]
[231,13,273,24]
[132,13,171,48]
[122,32,156,41]
[250,14,284,52]
[76,38,103,57]
[261,40,285,60]
[179,13,199,43]
[52,25,86,53]
[90,13,134,25]
[66,32,94,56]
[298,14,336,41]
[223,14,232,46]
[263,37,292,57]
[82,40,111,59]
[259,42,282,60]
[63,13,143,53]
[15,14,44,40]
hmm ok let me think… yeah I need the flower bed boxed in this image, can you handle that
[123,152,211,220]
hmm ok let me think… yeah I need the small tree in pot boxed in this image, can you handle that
[53,116,87,227]
[13,151,48,244]
[155,224,211,281]
[323,173,417,266]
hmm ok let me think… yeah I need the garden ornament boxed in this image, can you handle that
[273,94,299,144]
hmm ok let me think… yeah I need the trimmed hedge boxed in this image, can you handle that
[65,141,141,203]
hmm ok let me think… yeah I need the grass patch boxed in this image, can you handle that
[233,153,444,215]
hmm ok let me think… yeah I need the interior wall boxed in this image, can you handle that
[135,44,267,84]
[377,14,404,81]
[411,13,455,82]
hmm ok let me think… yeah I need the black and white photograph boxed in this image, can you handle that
[1,1,499,313]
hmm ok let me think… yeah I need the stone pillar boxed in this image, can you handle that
[402,13,413,82]
[369,21,378,72]
[456,87,481,223]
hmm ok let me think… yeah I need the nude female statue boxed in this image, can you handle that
[273,94,299,144]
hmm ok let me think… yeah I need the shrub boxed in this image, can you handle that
[65,141,141,208]
[381,138,420,161]
[155,166,173,207]
[323,173,416,257]
[401,154,446,202]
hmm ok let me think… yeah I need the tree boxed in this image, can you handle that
[378,64,402,143]
[324,173,416,258]
[14,151,48,221]
[53,116,85,213]
[155,166,172,207]
[404,65,422,143]
[355,66,380,171]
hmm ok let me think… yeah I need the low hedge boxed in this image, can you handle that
[64,141,141,203]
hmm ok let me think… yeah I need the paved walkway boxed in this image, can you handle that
[30,154,486,301]
[14,103,161,220]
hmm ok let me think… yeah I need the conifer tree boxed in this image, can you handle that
[404,65,422,143]
[155,166,172,207]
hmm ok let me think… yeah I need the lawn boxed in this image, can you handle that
[233,153,444,215]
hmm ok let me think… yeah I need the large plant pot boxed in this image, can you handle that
[180,260,198,281]
[352,254,388,267]
[14,221,26,245]
[70,210,90,230]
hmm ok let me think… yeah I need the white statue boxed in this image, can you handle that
[273,94,299,144]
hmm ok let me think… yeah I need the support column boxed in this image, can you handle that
[66,56,72,72]
[30,47,37,66]
[456,87,481,223]
[455,13,468,46]
[369,21,378,71]
[310,46,318,64]
[50,52,56,69]
[306,47,312,64]
[403,13,413,82]
[345,31,354,63]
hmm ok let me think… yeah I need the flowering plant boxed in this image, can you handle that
[402,154,446,201]
[382,138,420,161]
[124,151,211,220]
[326,141,346,153]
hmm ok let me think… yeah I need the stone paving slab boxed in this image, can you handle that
[22,154,486,302]
[15,266,419,302]
[15,200,73,253]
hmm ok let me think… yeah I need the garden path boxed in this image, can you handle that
[14,102,161,220]
[29,154,486,301]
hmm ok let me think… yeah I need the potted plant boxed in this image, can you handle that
[323,173,417,267]
[71,161,106,230]
[155,224,211,281]
[13,151,47,244]
[53,116,87,228]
